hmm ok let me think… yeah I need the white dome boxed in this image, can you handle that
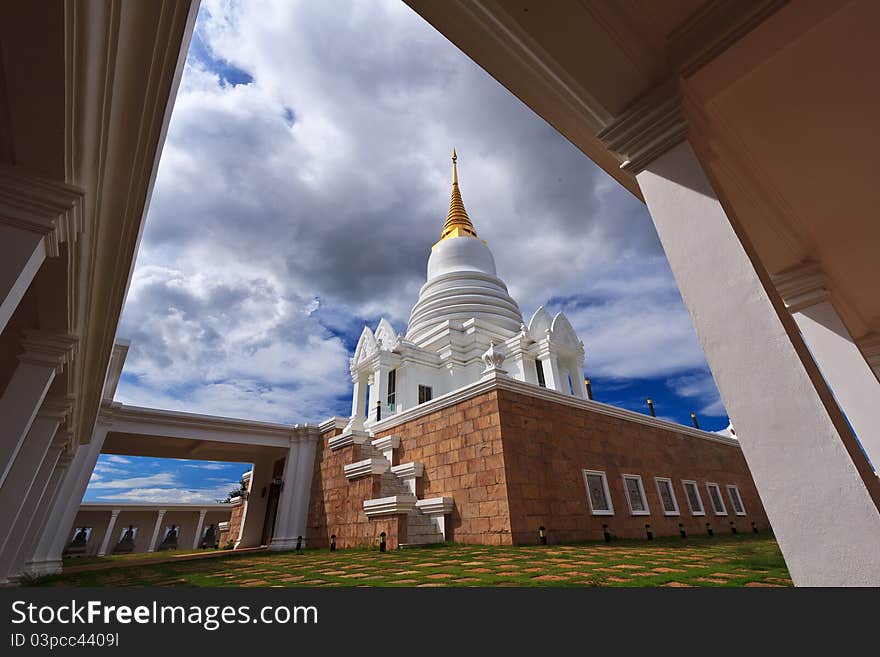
[406,236,523,343]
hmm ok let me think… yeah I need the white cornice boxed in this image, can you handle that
[372,375,740,448]
[0,165,84,257]
[597,81,689,174]
[415,497,454,516]
[318,416,349,433]
[371,435,400,453]
[328,429,370,451]
[19,331,78,371]
[391,462,424,480]
[771,261,829,313]
[363,494,417,518]
[344,458,390,480]
[99,402,311,441]
[79,502,232,512]
[69,0,199,454]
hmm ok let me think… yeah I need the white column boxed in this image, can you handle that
[192,509,207,549]
[636,139,880,585]
[773,263,880,472]
[29,422,109,574]
[0,436,65,582]
[289,430,320,545]
[269,440,301,551]
[367,365,389,424]
[346,372,368,432]
[18,452,73,577]
[0,332,77,487]
[97,509,121,557]
[0,399,70,558]
[0,224,47,335]
[147,509,167,552]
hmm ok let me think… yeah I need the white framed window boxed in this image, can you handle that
[726,484,746,516]
[621,474,650,516]
[582,469,614,515]
[654,477,679,516]
[681,480,705,516]
[706,482,728,516]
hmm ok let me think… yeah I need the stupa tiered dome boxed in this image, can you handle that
[406,151,523,344]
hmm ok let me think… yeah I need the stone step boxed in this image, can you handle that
[379,472,409,497]
[405,511,444,545]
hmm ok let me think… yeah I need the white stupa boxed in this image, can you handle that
[344,151,587,433]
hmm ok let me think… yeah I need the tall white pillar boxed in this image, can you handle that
[97,509,121,557]
[147,509,167,553]
[289,430,320,545]
[0,434,66,582]
[192,509,207,549]
[17,451,73,577]
[0,332,77,487]
[536,345,561,392]
[0,225,46,334]
[632,138,880,585]
[773,263,880,472]
[367,365,390,424]
[269,440,301,551]
[346,373,368,432]
[0,166,82,335]
[26,422,110,575]
[0,398,70,558]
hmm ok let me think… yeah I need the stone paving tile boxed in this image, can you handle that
[695,577,729,585]
[425,573,456,579]
[417,583,447,587]
[744,581,784,587]
[664,582,693,587]
[531,575,569,581]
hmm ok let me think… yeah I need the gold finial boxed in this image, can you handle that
[435,148,478,247]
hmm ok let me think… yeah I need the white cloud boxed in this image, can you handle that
[114,0,723,426]
[96,482,240,505]
[87,473,177,490]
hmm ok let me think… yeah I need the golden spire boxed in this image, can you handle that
[436,149,478,245]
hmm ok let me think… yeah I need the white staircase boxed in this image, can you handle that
[344,436,452,546]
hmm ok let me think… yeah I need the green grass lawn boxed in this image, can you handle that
[31,533,791,588]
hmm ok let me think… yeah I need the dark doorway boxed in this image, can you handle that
[260,457,286,546]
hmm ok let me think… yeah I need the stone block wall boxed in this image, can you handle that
[496,388,769,543]
[304,384,769,548]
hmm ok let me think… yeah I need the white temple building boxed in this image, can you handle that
[347,151,588,434]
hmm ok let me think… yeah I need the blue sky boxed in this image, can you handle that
[86,0,730,504]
